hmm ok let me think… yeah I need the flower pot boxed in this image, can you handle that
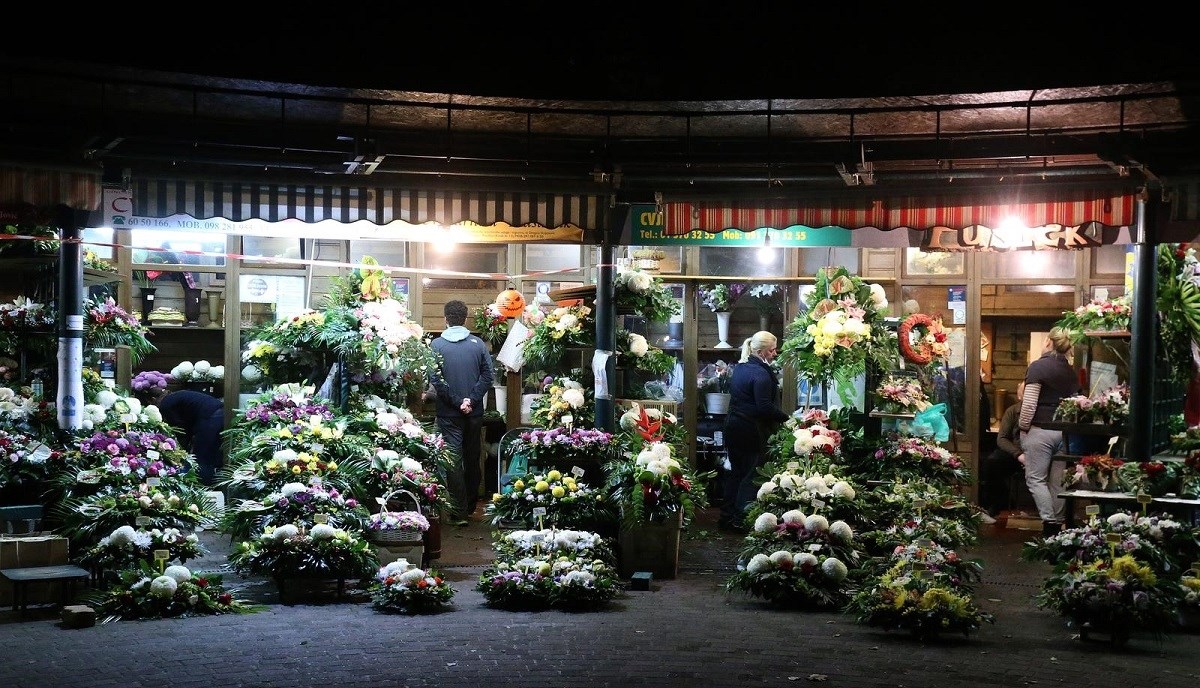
[493,385,507,416]
[618,512,682,579]
[759,313,772,333]
[665,321,684,347]
[207,292,222,326]
[714,311,733,348]
[705,392,731,415]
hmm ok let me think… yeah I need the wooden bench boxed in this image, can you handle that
[1,565,91,613]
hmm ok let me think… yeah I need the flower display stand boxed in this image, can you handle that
[618,513,682,580]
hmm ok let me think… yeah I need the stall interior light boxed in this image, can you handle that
[757,230,775,264]
[433,235,457,254]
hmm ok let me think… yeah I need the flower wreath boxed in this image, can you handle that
[898,313,948,366]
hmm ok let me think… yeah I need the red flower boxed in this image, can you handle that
[217,593,233,605]
[195,577,210,588]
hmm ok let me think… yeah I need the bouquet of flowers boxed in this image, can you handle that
[617,403,687,454]
[83,248,116,273]
[872,433,971,485]
[698,282,747,313]
[76,525,204,575]
[865,538,985,586]
[1021,511,1191,573]
[508,426,615,471]
[487,469,611,530]
[614,265,679,322]
[603,440,712,528]
[521,303,594,369]
[492,528,615,564]
[350,394,448,466]
[220,481,369,541]
[696,360,733,393]
[131,370,171,395]
[1055,384,1129,425]
[80,389,169,433]
[371,558,455,614]
[84,563,260,622]
[615,329,676,380]
[874,374,930,414]
[240,337,321,388]
[55,484,215,549]
[1055,294,1133,338]
[747,283,783,316]
[779,266,895,404]
[748,468,861,527]
[530,375,594,429]
[362,449,453,515]
[69,429,190,492]
[85,297,155,365]
[1034,554,1181,642]
[766,407,845,468]
[367,509,430,538]
[849,560,994,639]
[1063,453,1125,491]
[1117,460,1180,497]
[0,426,60,491]
[1054,393,1095,423]
[228,522,379,585]
[221,414,370,494]
[226,387,335,444]
[477,551,621,611]
[473,302,511,350]
[727,510,858,609]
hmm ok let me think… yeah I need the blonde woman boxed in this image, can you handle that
[719,331,788,532]
[1019,327,1081,536]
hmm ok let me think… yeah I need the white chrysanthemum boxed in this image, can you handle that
[756,481,778,498]
[831,481,856,500]
[173,361,194,377]
[563,570,596,585]
[754,513,779,533]
[829,520,854,542]
[272,524,299,541]
[618,411,638,430]
[804,514,830,532]
[310,523,337,540]
[125,397,142,414]
[96,390,118,408]
[374,449,399,464]
[781,509,807,524]
[396,568,426,585]
[241,365,263,383]
[650,443,672,461]
[776,474,801,490]
[279,482,308,497]
[562,388,586,409]
[822,557,849,582]
[108,525,138,546]
[163,565,192,583]
[1107,512,1133,527]
[629,271,653,293]
[563,379,584,390]
[869,282,889,310]
[193,360,211,374]
[629,333,649,357]
[793,552,818,569]
[144,405,163,423]
[382,560,412,577]
[768,551,793,568]
[137,495,153,508]
[150,575,179,598]
[399,457,423,473]
[209,366,225,379]
[132,531,153,548]
[272,449,298,463]
[746,553,772,574]
[803,476,827,494]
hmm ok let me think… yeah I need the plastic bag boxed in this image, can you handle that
[912,403,950,442]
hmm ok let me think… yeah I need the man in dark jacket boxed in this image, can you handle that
[429,299,494,525]
[151,388,225,486]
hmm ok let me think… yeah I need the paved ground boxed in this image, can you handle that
[1,508,1198,688]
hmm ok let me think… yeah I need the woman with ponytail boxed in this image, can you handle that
[1019,326,1081,536]
[719,331,789,532]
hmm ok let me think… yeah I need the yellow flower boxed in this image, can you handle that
[535,480,549,493]
[278,428,293,439]
[551,486,566,498]
[892,588,908,609]
[291,466,302,474]
[513,479,525,491]
[327,462,338,471]
[492,493,502,503]
[547,470,562,481]
[1108,555,1157,585]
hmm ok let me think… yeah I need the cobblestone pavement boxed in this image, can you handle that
[1,509,1198,688]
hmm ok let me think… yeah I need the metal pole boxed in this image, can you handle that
[593,202,628,432]
[56,205,85,431]
[1126,193,1156,462]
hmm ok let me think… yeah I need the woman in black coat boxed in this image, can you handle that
[719,330,789,531]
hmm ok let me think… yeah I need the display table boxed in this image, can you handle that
[1058,489,1200,527]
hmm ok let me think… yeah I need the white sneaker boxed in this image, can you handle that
[978,510,997,525]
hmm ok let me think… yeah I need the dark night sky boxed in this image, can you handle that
[10,6,1200,100]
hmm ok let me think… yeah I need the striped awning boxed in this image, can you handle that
[664,186,1137,235]
[126,178,605,239]
[0,166,102,214]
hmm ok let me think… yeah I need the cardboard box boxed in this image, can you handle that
[0,535,71,607]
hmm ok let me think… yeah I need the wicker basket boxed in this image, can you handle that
[615,398,679,417]
[368,490,425,545]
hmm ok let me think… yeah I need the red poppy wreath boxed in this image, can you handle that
[898,313,948,365]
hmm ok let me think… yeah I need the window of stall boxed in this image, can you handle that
[699,245,785,276]
[904,248,964,277]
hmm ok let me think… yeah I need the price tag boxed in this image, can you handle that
[1104,532,1122,544]
[912,569,928,579]
[1136,493,1153,505]
[810,499,826,509]
[914,538,934,549]
[786,462,800,471]
[1085,505,1101,516]
[807,543,822,551]
[561,414,574,428]
[313,514,329,524]
[153,549,170,561]
[146,450,160,461]
[27,443,52,463]
[1106,436,1120,451]
[76,470,100,485]
[571,466,585,478]
[911,499,927,510]
[532,507,547,517]
[146,477,161,487]
[135,516,152,526]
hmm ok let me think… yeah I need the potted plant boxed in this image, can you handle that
[697,360,733,415]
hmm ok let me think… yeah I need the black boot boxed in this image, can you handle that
[1041,521,1061,537]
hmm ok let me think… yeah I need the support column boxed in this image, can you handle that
[594,202,629,432]
[56,206,84,431]
[1126,192,1156,462]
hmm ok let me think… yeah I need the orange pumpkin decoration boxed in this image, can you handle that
[495,288,526,318]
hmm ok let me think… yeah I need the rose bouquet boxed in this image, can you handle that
[603,440,713,528]
[614,265,679,322]
[779,266,896,405]
[477,551,621,611]
[764,407,844,472]
[487,469,612,530]
[371,558,455,614]
[228,522,379,585]
[849,560,994,639]
[1034,554,1182,642]
[872,433,971,485]
[1053,394,1094,423]
[85,297,155,365]
[521,303,594,369]
[492,528,615,564]
[698,283,747,313]
[874,374,931,414]
[220,481,370,541]
[84,563,260,622]
[77,525,204,575]
[530,375,594,429]
[1063,453,1125,491]
[473,302,511,350]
